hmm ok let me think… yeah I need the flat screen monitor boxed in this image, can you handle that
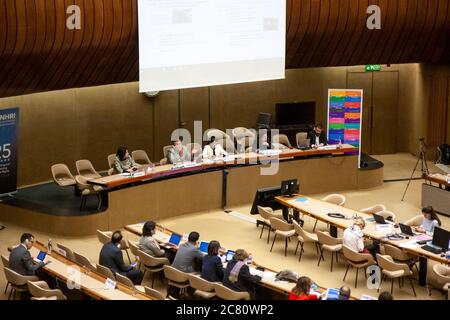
[199,241,209,254]
[250,186,284,215]
[281,179,299,197]
[168,233,182,246]
[257,112,272,129]
[432,226,450,250]
[275,101,315,127]
[36,251,47,262]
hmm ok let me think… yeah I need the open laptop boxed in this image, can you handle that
[373,213,388,224]
[162,233,182,248]
[225,250,235,262]
[297,139,310,150]
[399,223,416,236]
[199,241,209,254]
[34,251,47,263]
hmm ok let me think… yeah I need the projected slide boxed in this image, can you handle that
[138,0,286,92]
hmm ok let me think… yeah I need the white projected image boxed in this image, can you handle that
[138,0,286,92]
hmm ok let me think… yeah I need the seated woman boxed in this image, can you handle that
[222,249,261,299]
[201,240,224,283]
[202,136,227,159]
[289,276,324,300]
[139,221,174,262]
[415,206,441,235]
[113,146,139,174]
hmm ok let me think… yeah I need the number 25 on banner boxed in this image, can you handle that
[0,144,11,159]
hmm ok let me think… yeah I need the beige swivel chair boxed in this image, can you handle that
[403,215,423,227]
[257,206,283,244]
[144,286,166,300]
[163,265,190,297]
[272,134,293,149]
[360,204,386,214]
[213,283,250,300]
[115,273,145,293]
[107,154,116,175]
[186,142,202,161]
[427,264,450,298]
[313,194,346,231]
[51,163,76,188]
[56,243,76,261]
[295,132,308,147]
[96,230,131,263]
[132,150,152,165]
[376,210,396,221]
[75,159,102,180]
[233,127,256,153]
[188,274,216,299]
[27,281,67,300]
[75,175,103,211]
[159,145,172,165]
[3,267,39,300]
[139,250,170,288]
[293,220,319,261]
[96,264,116,280]
[127,240,141,266]
[73,251,97,272]
[317,231,343,272]
[31,296,58,300]
[269,217,295,256]
[342,245,376,288]
[383,244,418,273]
[376,254,416,297]
[1,255,10,294]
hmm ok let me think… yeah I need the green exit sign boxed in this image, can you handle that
[365,64,382,72]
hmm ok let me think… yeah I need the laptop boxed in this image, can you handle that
[373,213,388,224]
[325,288,340,300]
[162,233,182,247]
[199,241,209,254]
[34,251,47,263]
[297,139,310,150]
[225,250,235,262]
[399,223,415,236]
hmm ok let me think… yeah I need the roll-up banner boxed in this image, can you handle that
[0,107,19,196]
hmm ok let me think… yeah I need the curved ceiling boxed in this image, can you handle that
[0,0,449,98]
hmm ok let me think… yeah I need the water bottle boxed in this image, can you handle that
[338,139,342,149]
[47,238,52,254]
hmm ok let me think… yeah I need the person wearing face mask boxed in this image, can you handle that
[139,221,175,262]
[202,136,228,159]
[307,124,328,148]
[343,217,380,258]
[9,233,46,276]
[113,146,139,174]
[168,138,196,164]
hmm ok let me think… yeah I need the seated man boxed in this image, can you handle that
[172,231,203,273]
[343,217,379,258]
[338,286,351,300]
[99,231,143,285]
[307,124,328,148]
[168,138,196,164]
[9,233,46,276]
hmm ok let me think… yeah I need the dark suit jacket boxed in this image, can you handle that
[201,255,224,283]
[9,245,44,276]
[307,130,328,147]
[222,260,261,295]
[99,242,132,275]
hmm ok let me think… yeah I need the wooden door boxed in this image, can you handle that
[347,72,373,154]
[371,72,399,154]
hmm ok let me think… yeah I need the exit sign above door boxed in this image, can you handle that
[365,65,382,72]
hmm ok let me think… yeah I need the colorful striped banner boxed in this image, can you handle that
[327,89,363,168]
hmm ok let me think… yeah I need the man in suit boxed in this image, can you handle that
[99,231,143,285]
[307,124,328,148]
[172,231,204,273]
[9,233,46,276]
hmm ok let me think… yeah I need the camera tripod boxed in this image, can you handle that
[401,138,429,201]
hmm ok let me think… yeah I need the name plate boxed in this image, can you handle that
[376,224,392,232]
[105,278,117,289]
[132,171,145,178]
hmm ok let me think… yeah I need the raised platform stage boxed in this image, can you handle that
[0,151,384,236]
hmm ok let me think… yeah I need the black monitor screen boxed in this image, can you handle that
[432,226,450,250]
[250,186,284,215]
[281,179,299,196]
[275,102,315,126]
[257,112,272,128]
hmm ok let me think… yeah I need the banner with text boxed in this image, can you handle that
[0,107,19,195]
[327,90,363,168]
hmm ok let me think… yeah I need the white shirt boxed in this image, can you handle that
[202,144,227,159]
[343,225,364,252]
[315,135,320,146]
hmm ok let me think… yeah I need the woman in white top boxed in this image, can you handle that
[416,206,441,234]
[202,136,227,159]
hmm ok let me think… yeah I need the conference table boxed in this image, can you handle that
[26,242,153,300]
[276,195,450,286]
[125,222,339,299]
[422,173,450,217]
[423,173,450,189]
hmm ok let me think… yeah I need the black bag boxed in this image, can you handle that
[438,144,450,165]
[275,270,299,283]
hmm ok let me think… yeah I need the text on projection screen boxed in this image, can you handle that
[138,0,286,92]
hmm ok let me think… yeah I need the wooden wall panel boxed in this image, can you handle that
[427,77,449,147]
[0,0,449,98]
